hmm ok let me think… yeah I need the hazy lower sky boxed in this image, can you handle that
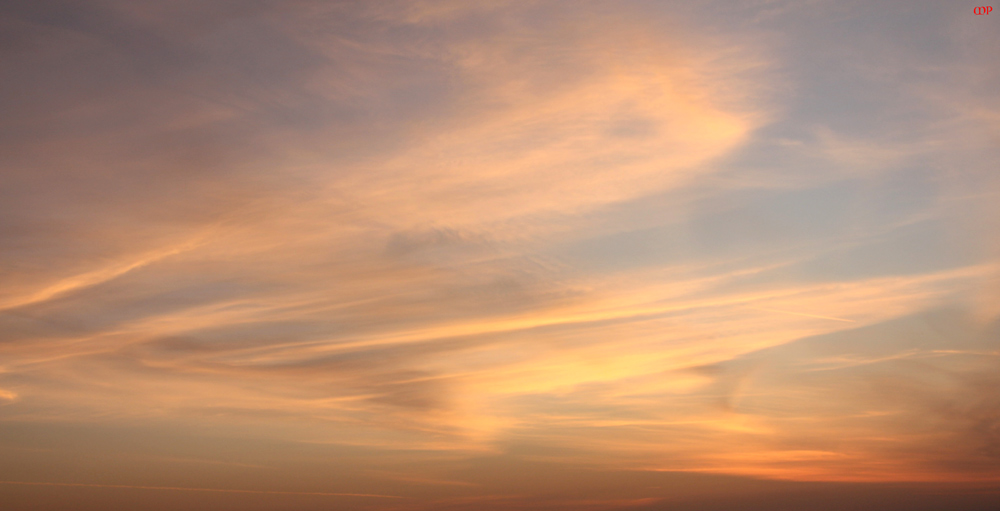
[1,1,998,510]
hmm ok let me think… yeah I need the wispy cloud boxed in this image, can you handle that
[1,1,998,509]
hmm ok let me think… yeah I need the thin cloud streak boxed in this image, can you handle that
[0,480,403,498]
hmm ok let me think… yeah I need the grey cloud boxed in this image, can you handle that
[385,228,471,258]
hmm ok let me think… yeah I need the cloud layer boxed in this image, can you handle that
[1,0,998,509]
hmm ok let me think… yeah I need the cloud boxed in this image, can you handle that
[1,1,999,507]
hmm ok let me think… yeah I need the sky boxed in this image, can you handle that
[1,1,998,509]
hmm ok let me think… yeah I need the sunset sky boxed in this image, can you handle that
[1,1,999,510]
